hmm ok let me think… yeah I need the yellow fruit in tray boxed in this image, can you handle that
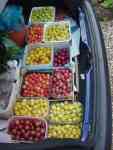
[45,22,70,42]
[14,98,48,118]
[48,124,81,139]
[31,7,55,22]
[26,47,51,65]
[49,102,83,123]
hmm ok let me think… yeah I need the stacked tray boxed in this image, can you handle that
[6,6,84,142]
[26,21,71,45]
[19,67,74,100]
[23,43,71,69]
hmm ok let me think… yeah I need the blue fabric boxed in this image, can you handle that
[0,5,25,31]
[64,16,80,68]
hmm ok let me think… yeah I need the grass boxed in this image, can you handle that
[101,0,113,9]
[93,0,113,21]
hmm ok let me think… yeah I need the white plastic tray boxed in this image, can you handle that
[26,24,44,45]
[18,68,52,98]
[53,43,71,67]
[44,21,71,43]
[29,6,55,24]
[23,43,53,69]
[13,97,49,118]
[50,66,74,100]
[7,116,48,143]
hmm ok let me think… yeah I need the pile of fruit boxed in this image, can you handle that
[8,117,47,141]
[49,102,83,123]
[27,25,43,44]
[21,68,73,99]
[51,68,73,99]
[31,7,55,23]
[25,45,70,67]
[26,47,52,65]
[6,6,84,142]
[21,72,50,97]
[48,124,81,139]
[45,22,70,42]
[14,98,48,117]
[53,48,70,66]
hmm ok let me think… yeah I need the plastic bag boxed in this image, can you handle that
[1,37,21,59]
[0,5,25,31]
[0,34,21,73]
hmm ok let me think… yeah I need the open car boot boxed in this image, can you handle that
[0,0,112,150]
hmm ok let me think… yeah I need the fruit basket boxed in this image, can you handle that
[26,24,44,44]
[19,68,52,98]
[48,123,82,139]
[19,67,74,100]
[44,21,71,43]
[13,97,49,118]
[50,67,74,100]
[7,116,47,142]
[53,44,71,67]
[29,7,55,24]
[48,101,83,124]
[23,43,53,69]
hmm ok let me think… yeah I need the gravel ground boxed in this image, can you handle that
[101,21,113,98]
[100,20,113,147]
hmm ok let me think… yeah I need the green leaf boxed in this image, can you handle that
[102,0,113,8]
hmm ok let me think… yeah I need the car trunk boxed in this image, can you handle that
[0,0,112,150]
